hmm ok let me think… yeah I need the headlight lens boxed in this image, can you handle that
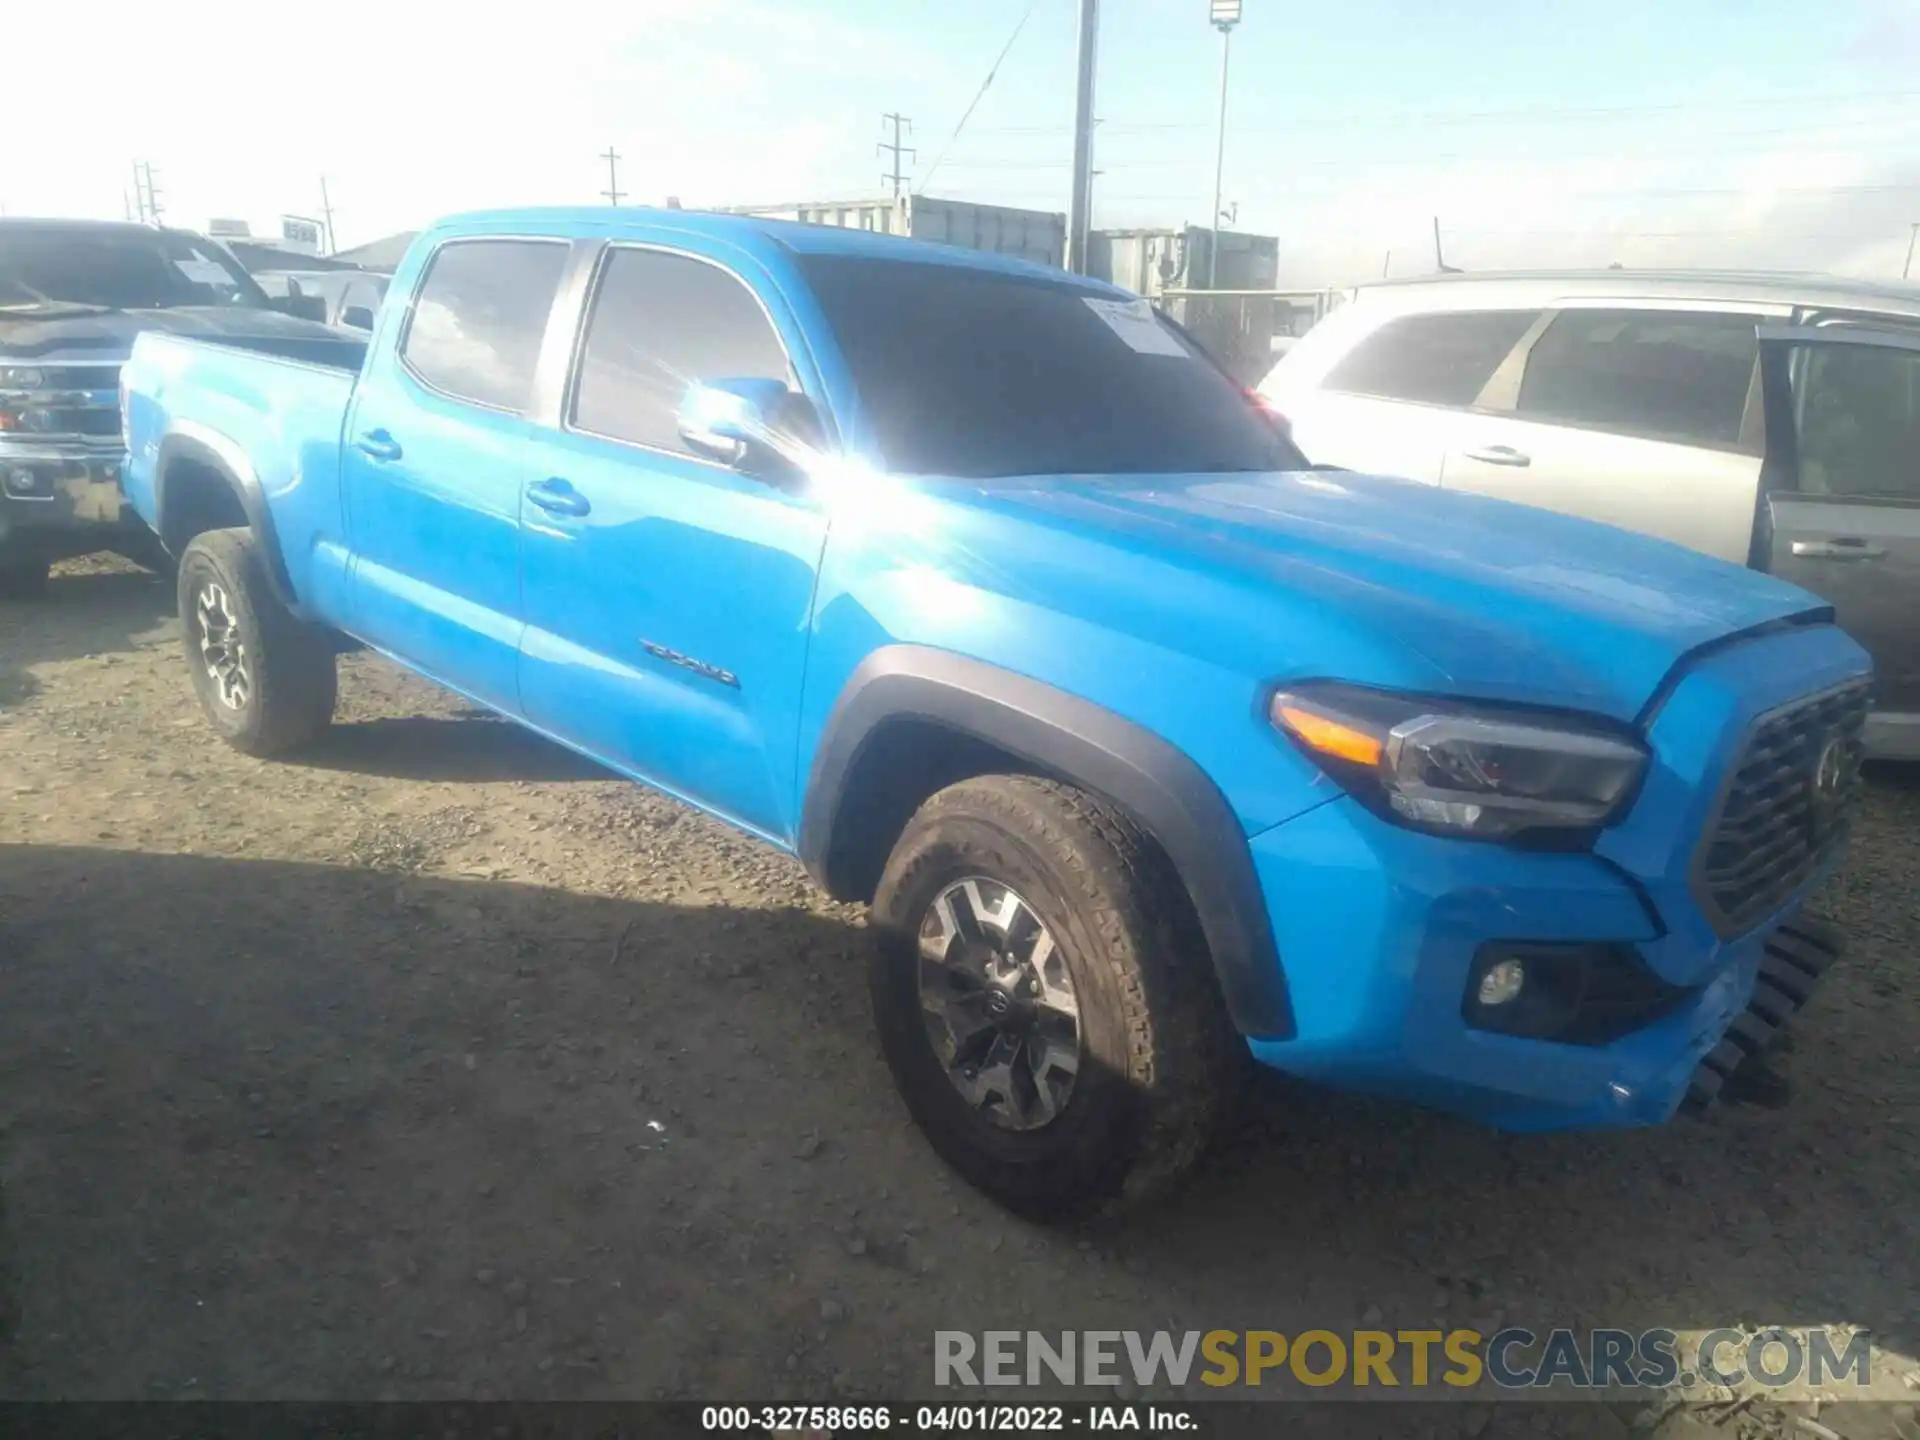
[1269,682,1647,846]
[0,367,45,390]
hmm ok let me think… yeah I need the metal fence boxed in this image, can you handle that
[1157,288,1351,385]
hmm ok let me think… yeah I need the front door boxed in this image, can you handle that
[516,241,829,842]
[341,236,573,711]
[1759,323,1920,754]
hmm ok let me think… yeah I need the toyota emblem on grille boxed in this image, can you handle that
[1808,732,1851,833]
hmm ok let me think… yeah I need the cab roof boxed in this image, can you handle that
[431,205,1123,292]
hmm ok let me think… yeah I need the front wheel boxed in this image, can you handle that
[869,775,1240,1219]
[177,527,337,756]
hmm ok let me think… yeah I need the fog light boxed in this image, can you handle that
[5,465,42,497]
[1476,957,1526,1007]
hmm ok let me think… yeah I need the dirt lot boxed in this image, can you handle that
[1,557,1917,1436]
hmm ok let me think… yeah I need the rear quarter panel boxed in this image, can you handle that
[124,333,357,623]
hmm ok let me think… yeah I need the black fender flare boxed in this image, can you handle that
[798,645,1294,1040]
[154,426,299,612]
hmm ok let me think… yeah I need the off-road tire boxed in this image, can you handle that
[177,527,336,757]
[870,774,1242,1220]
[0,555,50,601]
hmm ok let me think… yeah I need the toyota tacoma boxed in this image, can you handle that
[120,209,1869,1216]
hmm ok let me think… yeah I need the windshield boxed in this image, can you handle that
[798,254,1306,479]
[0,228,269,311]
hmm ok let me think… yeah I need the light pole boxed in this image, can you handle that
[1904,222,1919,281]
[1065,0,1101,274]
[1205,0,1242,290]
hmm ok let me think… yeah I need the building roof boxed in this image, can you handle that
[329,231,420,273]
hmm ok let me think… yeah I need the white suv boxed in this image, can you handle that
[1259,269,1920,757]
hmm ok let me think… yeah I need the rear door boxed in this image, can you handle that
[1264,307,1540,483]
[340,236,572,710]
[1758,323,1920,750]
[1439,305,1777,565]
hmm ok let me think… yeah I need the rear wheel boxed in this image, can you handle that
[869,775,1240,1219]
[177,528,336,756]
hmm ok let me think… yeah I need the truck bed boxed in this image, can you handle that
[121,331,363,622]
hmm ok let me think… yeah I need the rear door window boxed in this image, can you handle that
[400,239,569,413]
[1320,309,1539,407]
[1515,308,1758,450]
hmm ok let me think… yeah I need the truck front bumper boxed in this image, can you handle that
[1240,620,1868,1133]
[0,452,144,562]
[1241,797,1839,1131]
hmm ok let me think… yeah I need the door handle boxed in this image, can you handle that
[526,477,591,517]
[1461,445,1532,467]
[354,430,403,462]
[1791,538,1886,561]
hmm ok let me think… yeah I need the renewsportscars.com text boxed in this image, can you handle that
[934,1328,1874,1392]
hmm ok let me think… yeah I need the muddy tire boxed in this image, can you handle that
[869,775,1241,1220]
[0,554,49,601]
[177,528,336,757]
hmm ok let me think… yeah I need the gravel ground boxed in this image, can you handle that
[1,556,1917,1439]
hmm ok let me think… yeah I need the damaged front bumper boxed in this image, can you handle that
[1680,911,1842,1113]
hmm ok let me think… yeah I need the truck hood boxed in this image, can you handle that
[970,468,1828,722]
[0,305,341,358]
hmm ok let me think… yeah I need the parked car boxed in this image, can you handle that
[1259,270,1920,758]
[122,211,1867,1216]
[0,218,346,597]
[257,269,390,331]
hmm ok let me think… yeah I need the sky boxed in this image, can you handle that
[10,0,1920,287]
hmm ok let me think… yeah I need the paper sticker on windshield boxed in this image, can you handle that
[1083,297,1189,357]
[174,259,236,287]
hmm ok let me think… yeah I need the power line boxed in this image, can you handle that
[878,113,915,199]
[937,119,1920,176]
[964,86,1920,138]
[919,0,1046,192]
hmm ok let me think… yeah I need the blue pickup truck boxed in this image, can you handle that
[121,208,1870,1217]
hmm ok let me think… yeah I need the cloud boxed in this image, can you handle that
[4,0,930,243]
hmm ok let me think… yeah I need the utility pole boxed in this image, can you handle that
[1904,222,1918,281]
[133,162,163,225]
[600,147,625,207]
[1065,0,1100,274]
[1205,0,1243,289]
[878,114,916,199]
[319,175,337,255]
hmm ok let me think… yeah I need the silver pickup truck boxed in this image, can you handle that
[0,218,339,597]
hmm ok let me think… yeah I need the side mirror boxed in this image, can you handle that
[676,377,821,472]
[340,305,375,331]
[269,293,328,323]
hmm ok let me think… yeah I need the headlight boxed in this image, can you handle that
[0,367,44,390]
[1269,682,1647,846]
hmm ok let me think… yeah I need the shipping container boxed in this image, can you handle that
[1088,227,1280,298]
[724,196,1066,270]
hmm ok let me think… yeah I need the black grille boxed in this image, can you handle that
[1695,677,1871,936]
[31,408,121,438]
